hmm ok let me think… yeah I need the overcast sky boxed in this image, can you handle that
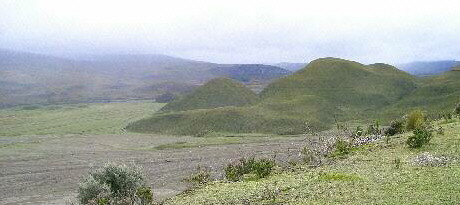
[1,0,459,64]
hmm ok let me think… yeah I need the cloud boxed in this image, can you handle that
[1,0,460,64]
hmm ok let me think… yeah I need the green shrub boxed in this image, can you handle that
[185,165,211,186]
[330,139,351,157]
[384,119,405,136]
[439,112,453,120]
[406,127,433,148]
[224,157,276,182]
[355,126,364,137]
[301,146,314,164]
[252,159,276,179]
[78,162,153,205]
[365,120,381,135]
[406,110,426,131]
[455,102,460,115]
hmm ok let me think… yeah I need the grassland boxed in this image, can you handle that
[166,119,460,204]
[0,101,163,136]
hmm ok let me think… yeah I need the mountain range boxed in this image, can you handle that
[398,60,460,76]
[0,49,291,107]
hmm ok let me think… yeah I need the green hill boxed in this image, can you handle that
[127,58,458,136]
[385,69,460,116]
[160,78,259,112]
[261,58,416,106]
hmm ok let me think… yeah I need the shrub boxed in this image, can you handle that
[330,139,351,157]
[185,165,211,186]
[439,112,453,120]
[365,120,381,135]
[384,119,405,136]
[406,127,433,148]
[355,126,364,137]
[224,157,276,182]
[252,159,276,179]
[406,110,426,131]
[455,102,460,115]
[78,162,153,205]
[301,146,315,164]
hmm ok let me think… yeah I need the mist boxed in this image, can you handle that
[1,0,459,64]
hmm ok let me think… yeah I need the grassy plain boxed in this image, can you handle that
[0,101,163,136]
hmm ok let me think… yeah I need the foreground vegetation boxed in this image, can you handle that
[0,101,162,136]
[165,118,460,204]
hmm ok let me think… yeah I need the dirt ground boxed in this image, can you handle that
[0,134,305,204]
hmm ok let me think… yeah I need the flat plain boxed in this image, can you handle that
[0,101,303,204]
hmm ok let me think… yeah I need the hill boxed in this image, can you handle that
[398,60,460,76]
[262,58,416,106]
[160,78,259,112]
[128,58,425,135]
[385,69,460,116]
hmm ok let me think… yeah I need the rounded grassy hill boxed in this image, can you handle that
[127,58,457,136]
[160,77,259,112]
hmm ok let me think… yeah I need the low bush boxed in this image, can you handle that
[185,165,211,186]
[224,157,276,182]
[365,120,381,135]
[406,110,426,131]
[439,112,453,121]
[354,126,364,137]
[384,119,405,136]
[406,126,433,148]
[77,162,153,205]
[455,102,460,116]
[330,139,352,157]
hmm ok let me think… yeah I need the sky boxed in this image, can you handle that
[1,0,459,64]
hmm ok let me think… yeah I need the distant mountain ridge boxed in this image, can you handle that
[210,64,291,82]
[398,60,460,76]
[273,62,306,71]
[0,49,290,107]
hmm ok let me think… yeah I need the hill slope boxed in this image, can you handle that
[386,69,460,116]
[165,119,460,204]
[160,78,259,112]
[128,58,429,135]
